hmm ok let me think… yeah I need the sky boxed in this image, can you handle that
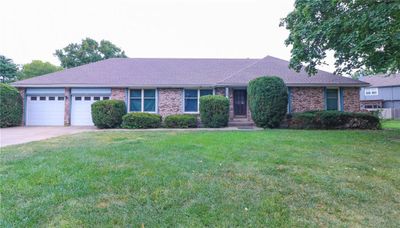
[0,0,335,72]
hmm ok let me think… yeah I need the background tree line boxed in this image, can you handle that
[0,38,127,83]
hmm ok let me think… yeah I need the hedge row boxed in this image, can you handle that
[164,114,197,128]
[286,111,380,129]
[0,84,23,128]
[91,96,229,129]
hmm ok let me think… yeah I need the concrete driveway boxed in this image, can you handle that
[0,126,97,147]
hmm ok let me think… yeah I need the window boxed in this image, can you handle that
[130,89,142,112]
[58,96,64,101]
[30,96,37,101]
[39,96,46,101]
[94,96,100,101]
[200,89,213,96]
[129,89,156,112]
[84,96,91,101]
[75,96,82,101]
[363,104,381,109]
[326,89,339,110]
[49,96,55,101]
[102,97,109,100]
[143,89,156,112]
[184,89,213,113]
[365,88,378,96]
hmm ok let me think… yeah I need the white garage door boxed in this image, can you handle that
[26,95,65,126]
[71,96,110,126]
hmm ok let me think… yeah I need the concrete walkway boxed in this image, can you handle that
[0,126,97,148]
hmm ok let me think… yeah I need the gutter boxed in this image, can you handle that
[12,82,370,88]
[216,83,370,87]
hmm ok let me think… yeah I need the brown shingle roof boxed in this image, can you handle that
[360,74,400,87]
[218,56,367,86]
[12,56,367,87]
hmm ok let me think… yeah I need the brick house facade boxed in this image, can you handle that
[13,56,367,126]
[114,86,361,122]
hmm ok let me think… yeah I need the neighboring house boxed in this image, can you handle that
[360,74,400,119]
[12,56,367,126]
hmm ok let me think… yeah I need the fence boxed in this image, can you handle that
[366,108,400,119]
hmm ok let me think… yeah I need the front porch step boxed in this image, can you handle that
[229,118,254,127]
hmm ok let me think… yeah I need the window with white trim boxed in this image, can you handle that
[129,89,156,112]
[365,88,378,96]
[184,89,213,113]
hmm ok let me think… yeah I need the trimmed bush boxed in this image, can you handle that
[248,76,288,128]
[164,114,197,128]
[91,100,126,128]
[199,95,229,128]
[0,84,22,128]
[287,111,320,129]
[287,110,380,129]
[122,112,162,129]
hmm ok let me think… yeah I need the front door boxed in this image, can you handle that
[233,89,247,116]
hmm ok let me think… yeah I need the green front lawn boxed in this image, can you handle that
[382,119,400,129]
[1,129,399,227]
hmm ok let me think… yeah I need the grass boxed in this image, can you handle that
[1,129,399,227]
[382,119,400,129]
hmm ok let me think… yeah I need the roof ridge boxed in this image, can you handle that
[216,56,268,84]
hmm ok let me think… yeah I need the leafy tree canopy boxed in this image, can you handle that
[0,55,19,83]
[280,0,400,76]
[54,38,127,68]
[18,60,62,80]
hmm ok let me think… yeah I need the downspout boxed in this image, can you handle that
[125,88,129,112]
[324,87,327,110]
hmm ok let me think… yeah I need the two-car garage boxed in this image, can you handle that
[25,88,112,126]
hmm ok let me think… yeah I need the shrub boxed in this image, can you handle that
[91,100,126,128]
[248,76,288,128]
[164,114,197,128]
[289,111,320,129]
[199,95,229,128]
[0,84,22,128]
[122,112,162,129]
[287,110,380,129]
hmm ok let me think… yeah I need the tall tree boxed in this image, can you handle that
[54,38,127,68]
[18,60,63,80]
[0,55,19,83]
[280,0,400,76]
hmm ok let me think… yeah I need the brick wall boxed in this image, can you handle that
[158,88,183,117]
[343,87,360,112]
[290,87,325,112]
[18,88,25,126]
[64,88,71,126]
[111,88,126,101]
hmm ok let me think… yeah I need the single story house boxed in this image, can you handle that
[12,56,368,126]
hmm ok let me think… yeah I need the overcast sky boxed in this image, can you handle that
[1,0,335,72]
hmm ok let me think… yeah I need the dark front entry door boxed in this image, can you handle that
[233,90,247,116]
